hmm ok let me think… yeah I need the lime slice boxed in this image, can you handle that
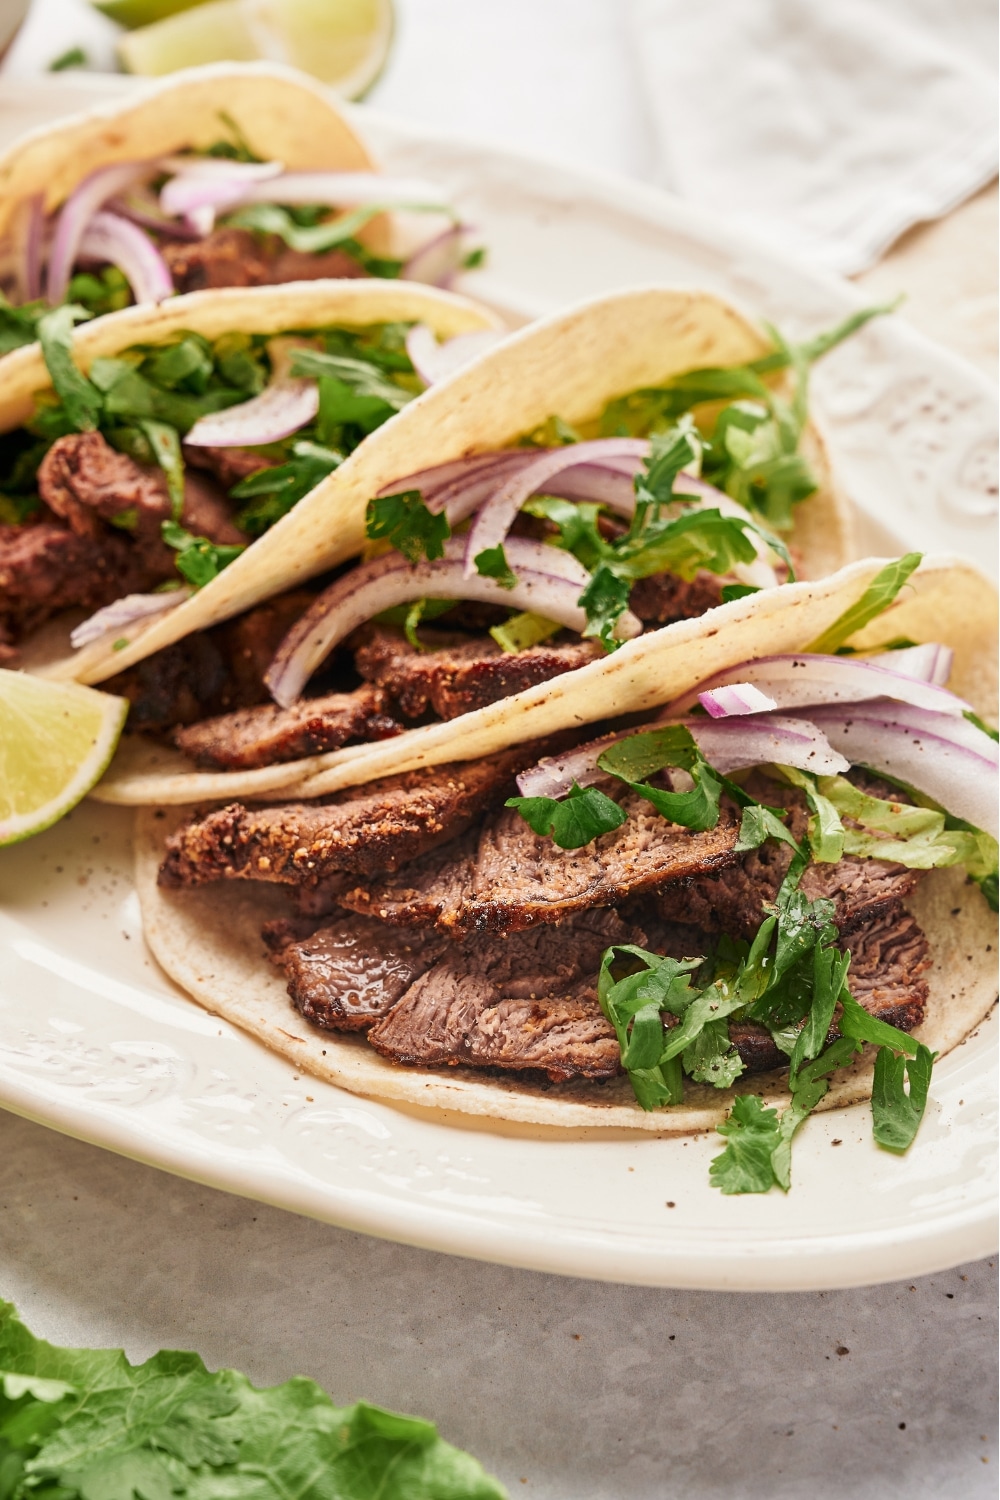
[118,0,395,99]
[0,671,128,846]
[94,0,216,32]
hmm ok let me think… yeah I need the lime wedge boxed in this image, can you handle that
[0,671,128,846]
[94,0,216,32]
[117,0,395,99]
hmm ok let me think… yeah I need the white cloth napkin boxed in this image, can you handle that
[626,0,998,272]
[376,0,998,273]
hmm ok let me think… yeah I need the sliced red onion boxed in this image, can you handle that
[157,155,285,181]
[47,161,156,305]
[866,642,953,686]
[401,223,470,289]
[699,683,778,718]
[70,589,189,650]
[805,703,998,838]
[515,715,850,797]
[266,537,639,707]
[185,378,318,448]
[669,653,972,719]
[462,439,653,577]
[404,324,506,386]
[77,212,174,305]
[108,189,202,240]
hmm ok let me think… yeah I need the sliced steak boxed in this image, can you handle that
[37,431,243,574]
[0,518,146,644]
[342,792,741,933]
[353,624,601,721]
[158,749,533,889]
[651,776,923,938]
[172,683,401,770]
[163,227,368,295]
[265,914,449,1033]
[184,444,273,492]
[367,909,639,1081]
[105,591,315,732]
[629,570,726,627]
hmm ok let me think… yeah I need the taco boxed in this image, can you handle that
[0,62,472,324]
[0,278,499,682]
[134,553,998,1190]
[86,284,880,808]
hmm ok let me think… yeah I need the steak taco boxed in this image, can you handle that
[86,285,882,807]
[0,62,475,324]
[135,554,998,1191]
[0,279,499,679]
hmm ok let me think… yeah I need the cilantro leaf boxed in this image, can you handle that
[37,304,102,432]
[474,543,517,590]
[963,709,999,743]
[721,582,760,603]
[807,553,922,653]
[598,726,724,832]
[578,564,632,651]
[0,295,45,355]
[162,520,244,589]
[506,781,627,850]
[366,490,450,563]
[232,440,342,537]
[710,1096,782,1194]
[871,1042,936,1153]
[290,348,416,409]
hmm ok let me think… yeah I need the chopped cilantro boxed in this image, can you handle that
[232,441,342,537]
[577,564,632,650]
[366,490,450,563]
[48,44,88,70]
[506,780,628,850]
[871,1042,936,1152]
[162,520,244,589]
[474,543,517,590]
[37,305,102,431]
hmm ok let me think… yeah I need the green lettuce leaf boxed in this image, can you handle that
[0,1300,506,1500]
[37,305,102,432]
[806,553,922,653]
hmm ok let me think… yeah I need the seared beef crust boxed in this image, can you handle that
[353,624,600,721]
[158,750,533,889]
[172,683,401,769]
[162,227,368,294]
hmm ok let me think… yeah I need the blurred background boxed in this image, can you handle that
[1,0,996,373]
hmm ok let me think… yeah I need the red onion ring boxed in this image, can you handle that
[47,161,156,305]
[699,683,778,718]
[77,212,174,305]
[462,439,652,577]
[109,189,203,240]
[70,589,188,650]
[866,642,953,686]
[404,324,506,386]
[670,653,972,719]
[185,378,319,448]
[265,536,639,707]
[401,223,471,288]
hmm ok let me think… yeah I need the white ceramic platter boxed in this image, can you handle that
[0,79,996,1290]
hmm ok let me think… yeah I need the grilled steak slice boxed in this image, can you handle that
[265,914,448,1032]
[730,908,931,1072]
[105,591,315,732]
[367,909,639,1081]
[158,749,532,889]
[0,519,146,644]
[342,793,741,933]
[353,624,601,721]
[172,683,401,769]
[184,444,272,491]
[629,570,726,627]
[38,431,243,560]
[163,227,368,294]
[652,784,922,938]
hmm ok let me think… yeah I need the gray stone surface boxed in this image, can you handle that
[0,1109,995,1499]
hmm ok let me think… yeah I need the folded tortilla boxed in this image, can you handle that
[0,61,379,248]
[88,283,859,803]
[133,552,998,1130]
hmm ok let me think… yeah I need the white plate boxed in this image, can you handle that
[0,79,996,1290]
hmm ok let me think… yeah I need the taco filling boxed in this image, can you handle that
[149,573,999,1191]
[1,142,473,325]
[0,314,432,663]
[83,305,885,783]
